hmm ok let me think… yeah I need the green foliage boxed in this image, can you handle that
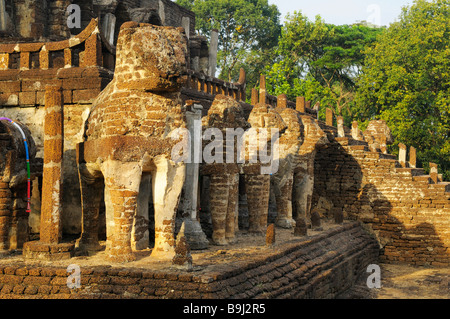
[176,0,282,86]
[265,11,383,125]
[355,0,450,179]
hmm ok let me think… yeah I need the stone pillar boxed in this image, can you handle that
[296,97,305,113]
[23,86,74,260]
[208,29,219,77]
[182,102,208,250]
[429,163,438,184]
[0,184,11,255]
[181,16,190,39]
[0,0,7,31]
[189,37,201,72]
[337,116,345,138]
[199,39,209,75]
[251,88,258,105]
[102,13,116,46]
[277,94,287,109]
[326,108,333,126]
[398,143,407,168]
[409,146,416,168]
[259,75,266,104]
[40,86,64,244]
[351,121,363,141]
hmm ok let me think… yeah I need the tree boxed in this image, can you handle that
[176,0,281,87]
[355,0,450,179]
[265,11,383,124]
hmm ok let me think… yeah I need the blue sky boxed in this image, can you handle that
[270,0,416,26]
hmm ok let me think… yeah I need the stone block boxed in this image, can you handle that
[0,81,20,93]
[72,89,99,104]
[296,96,305,113]
[19,91,36,106]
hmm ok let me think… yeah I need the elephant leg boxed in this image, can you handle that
[293,169,314,226]
[209,174,230,245]
[76,167,104,253]
[245,174,270,234]
[225,173,239,244]
[275,175,295,229]
[151,157,185,259]
[132,174,151,251]
[102,160,143,263]
[0,186,12,252]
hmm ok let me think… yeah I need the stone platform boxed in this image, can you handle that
[0,221,379,299]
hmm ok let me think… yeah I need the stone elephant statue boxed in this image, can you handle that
[76,22,189,262]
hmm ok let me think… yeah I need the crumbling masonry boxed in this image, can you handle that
[0,0,448,299]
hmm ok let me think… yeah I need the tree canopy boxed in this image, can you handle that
[265,12,383,125]
[355,0,450,179]
[176,0,282,86]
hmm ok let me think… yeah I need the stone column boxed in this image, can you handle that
[0,0,7,31]
[102,13,116,46]
[326,108,333,126]
[296,97,305,113]
[259,75,266,104]
[182,102,208,249]
[429,162,439,184]
[277,94,287,109]
[398,143,407,168]
[409,146,416,168]
[337,116,345,138]
[351,121,363,141]
[23,86,74,260]
[251,88,258,105]
[182,16,190,39]
[40,86,64,244]
[0,184,11,255]
[208,29,219,77]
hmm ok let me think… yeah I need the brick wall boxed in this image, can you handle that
[0,66,112,235]
[0,222,379,299]
[313,124,450,266]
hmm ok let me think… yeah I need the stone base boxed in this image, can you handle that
[183,218,209,250]
[22,241,75,261]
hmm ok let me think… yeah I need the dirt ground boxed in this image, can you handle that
[338,263,450,299]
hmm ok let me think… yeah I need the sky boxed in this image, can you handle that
[270,0,416,26]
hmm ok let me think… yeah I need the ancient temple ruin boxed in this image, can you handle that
[0,0,448,299]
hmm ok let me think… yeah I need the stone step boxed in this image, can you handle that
[379,153,397,160]
[345,144,367,151]
[395,167,427,177]
[412,175,432,183]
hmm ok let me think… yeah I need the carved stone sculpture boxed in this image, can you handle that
[292,115,328,226]
[271,107,304,229]
[76,22,189,262]
[200,94,250,245]
[241,103,286,234]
